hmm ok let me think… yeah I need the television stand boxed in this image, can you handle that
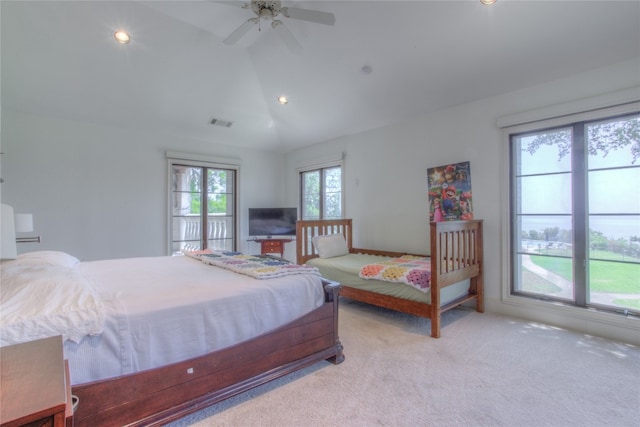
[255,238,292,258]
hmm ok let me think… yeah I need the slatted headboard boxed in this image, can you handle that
[296,219,353,265]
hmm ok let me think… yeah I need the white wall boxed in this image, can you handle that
[1,111,285,261]
[285,58,640,344]
[2,58,638,342]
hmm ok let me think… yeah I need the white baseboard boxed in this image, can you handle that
[485,296,640,346]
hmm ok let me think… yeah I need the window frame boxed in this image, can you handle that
[166,152,240,255]
[297,159,344,221]
[500,100,640,327]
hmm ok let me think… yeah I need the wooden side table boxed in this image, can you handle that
[256,238,292,258]
[1,336,73,427]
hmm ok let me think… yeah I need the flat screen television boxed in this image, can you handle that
[248,207,298,237]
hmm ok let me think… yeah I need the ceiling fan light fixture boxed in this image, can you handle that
[114,30,131,44]
[259,8,274,20]
[277,96,289,105]
[223,0,335,52]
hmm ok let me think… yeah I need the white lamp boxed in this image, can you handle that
[1,204,17,260]
[15,213,33,233]
[15,212,40,243]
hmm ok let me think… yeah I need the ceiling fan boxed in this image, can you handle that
[222,1,335,53]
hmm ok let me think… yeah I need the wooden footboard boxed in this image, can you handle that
[72,281,342,427]
[429,220,484,337]
[296,219,483,338]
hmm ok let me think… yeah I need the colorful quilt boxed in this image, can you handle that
[359,255,431,292]
[183,249,320,279]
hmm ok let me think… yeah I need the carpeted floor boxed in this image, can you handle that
[167,299,640,427]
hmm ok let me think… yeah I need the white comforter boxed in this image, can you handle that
[1,253,325,385]
[66,255,324,384]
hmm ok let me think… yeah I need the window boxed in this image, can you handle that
[300,165,342,220]
[169,161,236,255]
[509,112,639,315]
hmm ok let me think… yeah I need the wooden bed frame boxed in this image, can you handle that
[71,281,343,427]
[296,219,484,338]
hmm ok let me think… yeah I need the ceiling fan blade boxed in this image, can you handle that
[215,1,250,9]
[281,6,335,26]
[271,20,302,54]
[223,18,257,45]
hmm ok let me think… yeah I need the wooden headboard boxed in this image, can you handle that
[297,218,418,265]
[296,219,353,265]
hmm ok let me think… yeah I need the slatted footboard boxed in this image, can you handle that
[429,220,484,336]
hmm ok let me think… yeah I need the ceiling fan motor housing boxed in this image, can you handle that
[225,0,335,52]
[251,1,283,19]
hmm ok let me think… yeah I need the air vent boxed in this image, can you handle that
[210,117,233,128]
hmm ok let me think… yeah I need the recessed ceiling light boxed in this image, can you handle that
[480,0,496,4]
[277,96,288,105]
[114,30,131,44]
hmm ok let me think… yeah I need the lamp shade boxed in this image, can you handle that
[15,213,34,233]
[1,204,18,260]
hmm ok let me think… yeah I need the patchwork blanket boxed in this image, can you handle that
[359,255,431,292]
[184,250,320,279]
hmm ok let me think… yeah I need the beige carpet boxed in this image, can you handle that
[167,300,640,427]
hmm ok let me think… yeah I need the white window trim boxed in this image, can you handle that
[497,87,639,128]
[166,151,243,167]
[499,100,640,341]
[166,151,241,255]
[295,152,344,171]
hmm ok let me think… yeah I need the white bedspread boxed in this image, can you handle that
[63,255,324,385]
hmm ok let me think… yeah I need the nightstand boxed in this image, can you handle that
[1,336,73,427]
[256,238,292,258]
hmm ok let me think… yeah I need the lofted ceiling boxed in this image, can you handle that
[2,1,639,153]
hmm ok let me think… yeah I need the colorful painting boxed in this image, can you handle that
[427,161,473,222]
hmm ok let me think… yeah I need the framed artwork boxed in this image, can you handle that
[427,161,473,222]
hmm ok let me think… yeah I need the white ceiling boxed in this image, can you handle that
[2,1,639,153]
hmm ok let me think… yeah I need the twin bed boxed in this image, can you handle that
[1,251,343,426]
[296,219,484,338]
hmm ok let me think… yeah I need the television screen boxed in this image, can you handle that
[248,207,298,237]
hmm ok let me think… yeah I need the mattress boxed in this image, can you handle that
[63,255,324,385]
[307,253,470,305]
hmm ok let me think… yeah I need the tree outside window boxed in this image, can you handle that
[301,166,342,220]
[170,164,236,254]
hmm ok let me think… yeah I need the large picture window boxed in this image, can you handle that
[168,159,237,255]
[510,112,639,315]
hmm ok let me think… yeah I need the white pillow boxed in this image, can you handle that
[0,263,104,345]
[14,251,80,268]
[312,234,349,259]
